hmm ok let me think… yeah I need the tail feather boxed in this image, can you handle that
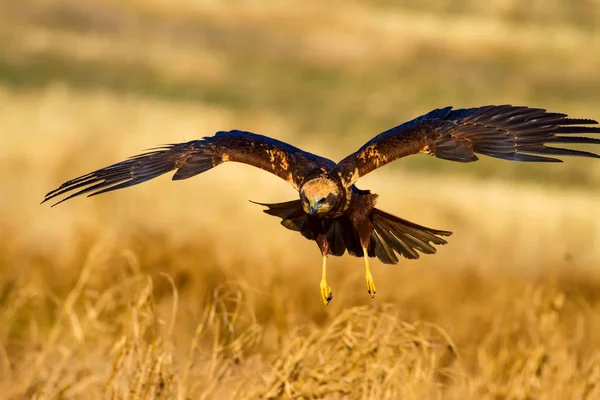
[254,201,452,264]
[372,209,451,244]
[374,217,436,254]
[370,230,401,263]
[327,220,347,257]
[337,218,363,257]
[371,220,419,260]
[370,208,452,264]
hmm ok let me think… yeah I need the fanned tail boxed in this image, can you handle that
[369,208,452,264]
[253,201,452,264]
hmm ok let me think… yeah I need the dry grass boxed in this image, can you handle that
[2,86,600,399]
[2,1,600,398]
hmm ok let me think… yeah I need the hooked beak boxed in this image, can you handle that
[309,204,318,215]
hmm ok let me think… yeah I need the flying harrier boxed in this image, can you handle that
[43,105,600,305]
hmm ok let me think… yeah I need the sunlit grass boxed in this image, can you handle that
[2,0,600,397]
[1,86,600,397]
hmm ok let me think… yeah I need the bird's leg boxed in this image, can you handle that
[320,255,333,305]
[363,247,376,298]
[316,234,333,305]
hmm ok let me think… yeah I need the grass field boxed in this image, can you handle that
[1,1,600,398]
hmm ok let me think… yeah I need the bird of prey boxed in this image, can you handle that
[43,105,600,305]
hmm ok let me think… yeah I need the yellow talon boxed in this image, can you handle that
[363,248,376,298]
[320,280,333,305]
[320,255,333,305]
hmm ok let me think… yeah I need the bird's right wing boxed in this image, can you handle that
[43,130,335,206]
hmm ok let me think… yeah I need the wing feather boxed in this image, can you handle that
[334,105,600,186]
[43,130,334,206]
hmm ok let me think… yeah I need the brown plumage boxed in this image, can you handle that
[43,105,600,305]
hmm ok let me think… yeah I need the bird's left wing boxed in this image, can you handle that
[43,130,335,206]
[332,105,600,186]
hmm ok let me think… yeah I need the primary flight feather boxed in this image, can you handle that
[43,105,600,305]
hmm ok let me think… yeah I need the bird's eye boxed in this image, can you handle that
[318,198,326,204]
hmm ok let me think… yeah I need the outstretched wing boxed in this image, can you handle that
[333,105,600,186]
[43,130,334,206]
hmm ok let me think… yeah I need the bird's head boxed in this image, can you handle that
[300,177,341,215]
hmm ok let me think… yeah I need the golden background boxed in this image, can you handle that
[1,0,600,398]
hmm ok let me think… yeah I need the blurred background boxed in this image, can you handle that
[1,0,600,398]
